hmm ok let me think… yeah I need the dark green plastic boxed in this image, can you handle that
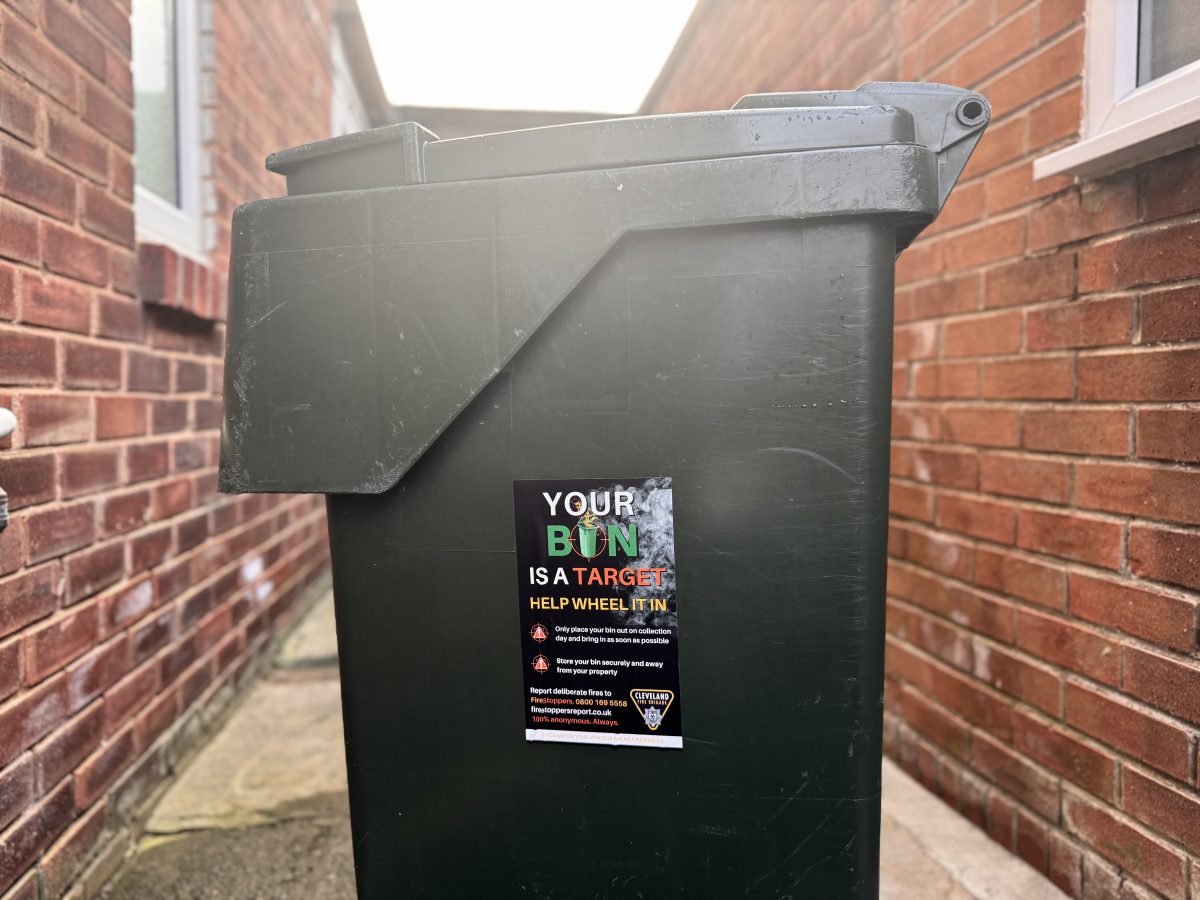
[220,82,987,898]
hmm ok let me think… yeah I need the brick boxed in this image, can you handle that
[889,562,1015,642]
[152,398,188,433]
[0,453,55,509]
[34,702,104,791]
[1069,572,1195,652]
[963,117,1024,180]
[1080,221,1200,292]
[0,566,60,640]
[940,408,1017,448]
[972,641,1060,714]
[66,634,127,712]
[21,277,92,334]
[38,799,107,899]
[0,144,74,221]
[95,396,146,439]
[985,161,1069,214]
[979,452,1069,503]
[103,662,156,734]
[971,731,1059,820]
[82,184,134,246]
[176,512,209,552]
[1076,462,1200,526]
[1028,84,1082,150]
[0,638,18,701]
[101,578,152,631]
[0,756,33,833]
[97,294,144,342]
[937,492,1015,544]
[952,8,1035,86]
[0,200,39,264]
[924,180,985,238]
[943,311,1021,358]
[81,0,131,51]
[1079,347,1200,401]
[1142,146,1200,222]
[174,359,208,393]
[1062,792,1187,898]
[152,477,193,519]
[64,340,122,389]
[894,445,979,489]
[127,440,169,482]
[901,605,973,670]
[1129,523,1200,591]
[1014,708,1115,800]
[898,684,972,760]
[903,524,976,581]
[25,604,100,683]
[1018,507,1122,569]
[46,113,108,183]
[987,29,1083,117]
[110,246,137,296]
[43,221,109,286]
[128,351,171,392]
[1014,808,1048,874]
[984,253,1075,309]
[943,218,1025,270]
[174,437,207,471]
[893,405,941,441]
[82,80,134,151]
[74,726,135,807]
[65,543,123,604]
[1140,277,1200,347]
[1065,680,1190,780]
[44,0,107,78]
[1136,408,1200,463]
[102,488,150,536]
[1026,297,1133,350]
[1047,832,1082,897]
[985,787,1016,848]
[132,611,173,663]
[1123,646,1200,725]
[910,273,980,320]
[1122,768,1200,855]
[129,527,170,572]
[0,263,12,320]
[62,448,119,498]
[0,677,68,769]
[912,360,980,399]
[1029,179,1138,252]
[1016,607,1119,684]
[931,666,1015,743]
[890,480,934,522]
[981,356,1073,400]
[195,397,222,430]
[1024,407,1128,456]
[0,71,37,144]
[26,501,94,565]
[0,777,74,895]
[0,331,55,386]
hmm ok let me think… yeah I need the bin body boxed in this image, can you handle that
[220,83,987,899]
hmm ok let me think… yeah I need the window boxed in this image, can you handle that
[1035,0,1200,179]
[132,0,205,256]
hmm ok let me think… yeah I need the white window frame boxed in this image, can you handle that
[134,0,206,259]
[1035,0,1200,179]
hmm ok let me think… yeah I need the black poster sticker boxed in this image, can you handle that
[513,477,682,749]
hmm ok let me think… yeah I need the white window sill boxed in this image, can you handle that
[135,185,207,263]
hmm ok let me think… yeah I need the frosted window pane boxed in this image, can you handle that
[133,0,179,206]
[1139,0,1200,85]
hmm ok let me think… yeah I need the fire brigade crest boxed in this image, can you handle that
[629,688,675,732]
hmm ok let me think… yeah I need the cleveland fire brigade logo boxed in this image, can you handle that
[630,689,674,731]
[532,654,551,674]
[530,624,548,643]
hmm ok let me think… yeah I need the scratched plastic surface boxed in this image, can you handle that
[220,83,988,899]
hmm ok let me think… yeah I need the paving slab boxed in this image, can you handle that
[102,590,1068,899]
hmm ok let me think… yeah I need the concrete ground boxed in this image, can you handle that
[101,592,1065,900]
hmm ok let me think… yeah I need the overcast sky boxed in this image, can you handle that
[356,1,697,113]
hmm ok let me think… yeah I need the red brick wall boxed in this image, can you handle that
[0,1,335,896]
[645,2,1200,897]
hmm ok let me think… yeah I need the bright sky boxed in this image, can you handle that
[356,1,697,113]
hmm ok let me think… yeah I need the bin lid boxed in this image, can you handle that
[266,82,988,201]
